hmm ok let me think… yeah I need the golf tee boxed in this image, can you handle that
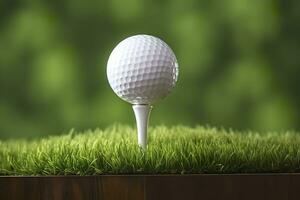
[132,104,152,150]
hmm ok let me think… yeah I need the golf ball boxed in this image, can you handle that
[107,34,179,104]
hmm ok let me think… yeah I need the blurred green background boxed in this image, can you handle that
[0,0,299,139]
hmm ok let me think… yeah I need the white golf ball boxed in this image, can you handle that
[107,34,179,104]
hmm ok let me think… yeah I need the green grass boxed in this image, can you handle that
[0,125,300,175]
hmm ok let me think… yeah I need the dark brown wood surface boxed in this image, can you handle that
[0,174,299,200]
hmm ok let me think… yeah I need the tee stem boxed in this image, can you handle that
[132,104,152,150]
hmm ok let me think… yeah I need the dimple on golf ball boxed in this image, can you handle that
[107,34,179,104]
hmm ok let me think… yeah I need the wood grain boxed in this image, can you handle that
[0,174,299,200]
[101,176,144,200]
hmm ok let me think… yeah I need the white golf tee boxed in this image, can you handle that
[132,104,152,150]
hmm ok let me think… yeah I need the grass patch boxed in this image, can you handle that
[0,125,300,175]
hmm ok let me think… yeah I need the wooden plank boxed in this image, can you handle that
[230,174,266,200]
[40,176,100,200]
[101,176,144,200]
[145,174,300,200]
[262,175,290,200]
[0,174,300,200]
[145,175,229,200]
[0,177,41,200]
[288,174,300,200]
